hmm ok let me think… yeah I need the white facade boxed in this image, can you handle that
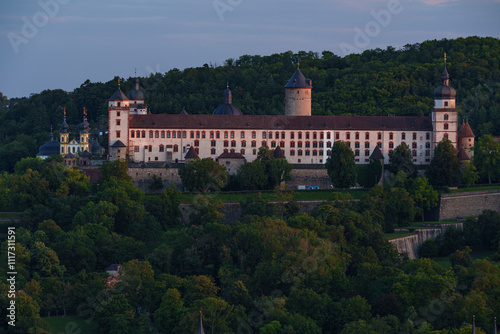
[108,67,463,166]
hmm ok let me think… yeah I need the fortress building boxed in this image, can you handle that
[107,56,472,168]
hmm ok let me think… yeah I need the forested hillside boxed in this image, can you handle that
[0,36,499,172]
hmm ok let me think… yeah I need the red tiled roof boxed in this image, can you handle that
[217,152,246,159]
[129,114,433,131]
[458,122,475,138]
[457,147,470,161]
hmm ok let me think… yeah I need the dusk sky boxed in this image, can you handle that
[1,0,499,98]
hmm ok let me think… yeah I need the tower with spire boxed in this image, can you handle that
[284,66,312,116]
[79,107,90,153]
[60,107,69,154]
[432,53,458,150]
[108,78,131,160]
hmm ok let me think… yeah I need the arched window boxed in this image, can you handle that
[444,133,449,139]
[196,131,200,139]
[241,131,245,138]
[241,141,246,147]
[412,142,417,149]
[389,142,394,149]
[149,131,153,138]
[148,145,152,152]
[159,145,164,152]
[401,132,406,141]
[161,131,165,138]
[142,131,146,138]
[355,132,359,140]
[173,145,178,152]
[131,131,135,138]
[444,123,449,130]
[444,114,449,120]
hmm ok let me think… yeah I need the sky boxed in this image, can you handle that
[0,0,499,98]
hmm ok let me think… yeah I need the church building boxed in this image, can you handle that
[107,56,473,167]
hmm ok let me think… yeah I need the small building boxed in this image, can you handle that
[64,153,77,167]
[105,264,120,276]
[216,152,246,174]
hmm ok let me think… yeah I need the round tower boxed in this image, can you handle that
[458,121,475,158]
[284,68,312,116]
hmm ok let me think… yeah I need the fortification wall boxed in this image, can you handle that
[439,190,500,221]
[128,166,182,192]
[389,223,463,259]
[288,168,332,189]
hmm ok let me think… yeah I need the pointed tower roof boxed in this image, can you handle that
[197,311,205,334]
[109,79,129,101]
[273,146,285,159]
[434,53,456,99]
[457,147,470,161]
[179,107,189,115]
[284,69,312,88]
[184,146,199,160]
[212,84,243,115]
[458,122,475,138]
[370,146,384,160]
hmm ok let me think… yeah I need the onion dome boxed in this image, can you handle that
[79,107,90,133]
[273,146,285,159]
[434,55,456,99]
[212,84,243,115]
[457,147,470,161]
[284,69,312,88]
[458,121,475,138]
[37,129,60,157]
[60,107,69,134]
[127,77,144,100]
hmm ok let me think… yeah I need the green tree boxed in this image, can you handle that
[389,143,416,177]
[30,241,65,277]
[149,174,164,192]
[99,159,131,182]
[179,158,228,192]
[189,195,225,225]
[460,161,479,187]
[408,177,438,221]
[427,138,461,187]
[385,188,416,231]
[154,288,185,333]
[472,134,500,184]
[325,141,357,188]
[144,185,181,229]
[237,160,268,190]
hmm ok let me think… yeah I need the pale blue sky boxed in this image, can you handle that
[1,0,499,98]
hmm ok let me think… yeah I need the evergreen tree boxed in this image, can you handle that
[427,139,461,187]
[325,141,357,188]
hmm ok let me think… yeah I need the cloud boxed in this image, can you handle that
[421,0,458,5]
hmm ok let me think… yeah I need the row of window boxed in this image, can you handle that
[132,140,434,152]
[128,129,435,142]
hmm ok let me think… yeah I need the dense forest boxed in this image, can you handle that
[0,158,499,333]
[1,36,500,172]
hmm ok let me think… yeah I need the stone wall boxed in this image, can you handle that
[288,167,332,189]
[439,190,500,221]
[388,223,463,259]
[128,165,182,192]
